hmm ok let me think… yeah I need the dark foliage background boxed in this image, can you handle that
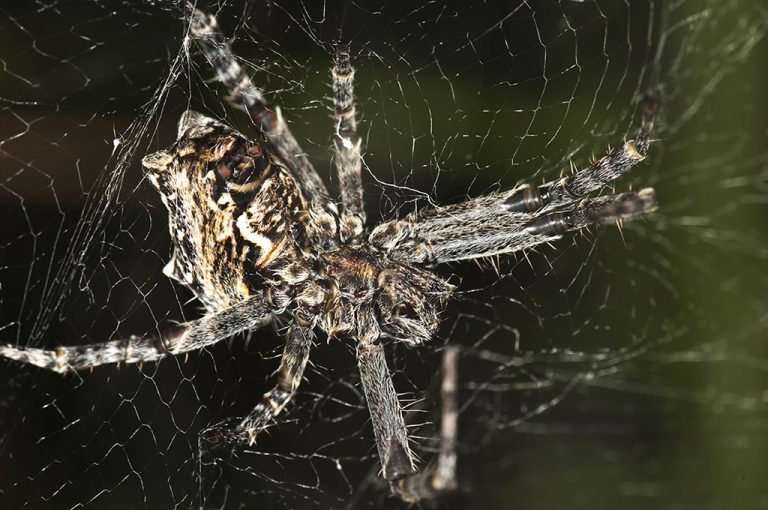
[0,1,767,509]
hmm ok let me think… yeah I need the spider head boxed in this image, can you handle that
[317,248,453,345]
[140,110,307,310]
[375,264,454,344]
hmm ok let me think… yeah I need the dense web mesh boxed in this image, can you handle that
[1,1,767,509]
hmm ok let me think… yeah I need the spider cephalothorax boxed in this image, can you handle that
[0,3,659,503]
[282,246,454,344]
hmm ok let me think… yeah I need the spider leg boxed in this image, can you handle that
[201,317,313,446]
[332,43,365,242]
[184,4,335,221]
[357,336,458,502]
[523,188,657,236]
[504,93,658,213]
[371,188,657,264]
[371,94,659,264]
[0,294,272,373]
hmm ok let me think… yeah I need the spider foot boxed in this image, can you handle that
[201,420,273,450]
[199,417,253,449]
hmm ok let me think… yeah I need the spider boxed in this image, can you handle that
[0,3,658,503]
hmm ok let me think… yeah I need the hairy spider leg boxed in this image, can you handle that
[184,3,333,216]
[357,335,458,502]
[397,345,459,498]
[332,42,366,243]
[371,186,657,264]
[522,188,657,236]
[0,295,272,373]
[201,318,314,446]
[504,93,658,213]
[369,93,659,264]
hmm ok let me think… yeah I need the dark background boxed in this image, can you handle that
[1,1,767,509]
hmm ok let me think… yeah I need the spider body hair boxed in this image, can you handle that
[143,110,453,345]
[0,3,659,501]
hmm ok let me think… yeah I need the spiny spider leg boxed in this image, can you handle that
[332,42,366,243]
[357,336,458,502]
[504,93,657,213]
[370,94,658,264]
[372,187,656,264]
[0,294,271,374]
[397,345,459,500]
[202,317,313,446]
[184,3,332,210]
[523,188,657,237]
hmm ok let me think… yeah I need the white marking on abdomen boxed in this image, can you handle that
[236,213,274,267]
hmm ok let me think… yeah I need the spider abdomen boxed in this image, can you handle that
[143,111,313,311]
